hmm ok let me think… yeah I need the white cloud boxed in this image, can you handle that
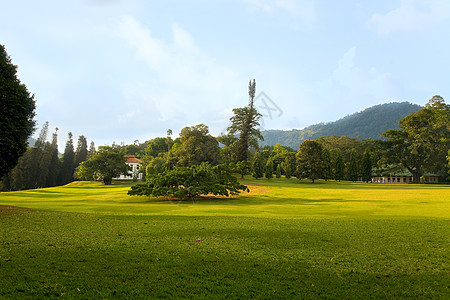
[118,16,243,136]
[313,47,393,121]
[243,0,316,22]
[367,0,450,35]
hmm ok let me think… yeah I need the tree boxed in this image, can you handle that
[252,152,264,179]
[27,122,48,188]
[0,44,36,178]
[282,156,292,179]
[75,146,129,185]
[322,147,332,181]
[88,141,96,159]
[166,129,173,152]
[128,163,248,199]
[74,135,88,167]
[296,140,325,183]
[235,160,251,179]
[347,149,358,182]
[275,164,282,178]
[146,137,169,158]
[46,128,60,187]
[265,157,274,179]
[382,95,450,182]
[334,151,344,182]
[361,151,372,183]
[175,124,221,167]
[60,132,75,185]
[227,79,263,162]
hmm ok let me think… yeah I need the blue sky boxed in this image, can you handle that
[2,0,450,148]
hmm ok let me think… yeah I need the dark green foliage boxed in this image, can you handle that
[296,140,325,183]
[88,141,95,159]
[0,44,36,178]
[74,135,88,167]
[128,163,248,199]
[228,79,263,162]
[60,132,75,185]
[145,137,169,158]
[75,146,130,185]
[260,102,422,149]
[347,149,358,181]
[275,164,281,178]
[217,133,238,163]
[174,124,221,167]
[322,147,332,180]
[1,124,61,190]
[265,157,273,179]
[282,156,292,178]
[334,151,344,182]
[235,160,251,179]
[251,152,264,179]
[361,151,372,182]
[382,96,450,182]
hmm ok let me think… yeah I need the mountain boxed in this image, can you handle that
[260,102,422,149]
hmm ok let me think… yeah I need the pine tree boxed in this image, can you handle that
[252,152,263,179]
[283,156,292,179]
[88,141,96,159]
[74,135,88,167]
[265,157,273,179]
[60,132,75,184]
[46,129,60,187]
[322,147,332,180]
[37,141,53,187]
[361,151,372,183]
[334,151,344,182]
[27,122,48,188]
[347,149,358,182]
[276,163,282,178]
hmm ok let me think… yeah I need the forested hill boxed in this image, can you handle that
[260,102,421,149]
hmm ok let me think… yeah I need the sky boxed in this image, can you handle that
[2,0,450,149]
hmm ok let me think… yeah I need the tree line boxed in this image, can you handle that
[1,122,95,191]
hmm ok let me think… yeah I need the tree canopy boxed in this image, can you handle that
[0,44,36,178]
[75,146,129,185]
[382,95,450,182]
[296,140,325,183]
[128,163,248,199]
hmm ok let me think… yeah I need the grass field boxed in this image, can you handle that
[1,178,449,298]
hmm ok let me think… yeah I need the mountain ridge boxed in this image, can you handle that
[260,102,422,149]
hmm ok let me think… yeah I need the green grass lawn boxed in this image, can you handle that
[1,178,449,298]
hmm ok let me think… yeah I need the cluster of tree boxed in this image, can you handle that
[125,80,262,198]
[290,96,449,183]
[1,122,95,191]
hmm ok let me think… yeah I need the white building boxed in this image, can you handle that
[115,155,143,180]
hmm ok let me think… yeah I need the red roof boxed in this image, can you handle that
[124,155,142,163]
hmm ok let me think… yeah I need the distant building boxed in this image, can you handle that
[372,167,439,184]
[115,155,143,180]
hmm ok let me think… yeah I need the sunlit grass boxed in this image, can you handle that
[1,178,449,219]
[1,179,449,298]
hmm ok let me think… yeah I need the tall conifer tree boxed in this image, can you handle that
[228,79,263,162]
[60,132,75,184]
[74,135,88,167]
